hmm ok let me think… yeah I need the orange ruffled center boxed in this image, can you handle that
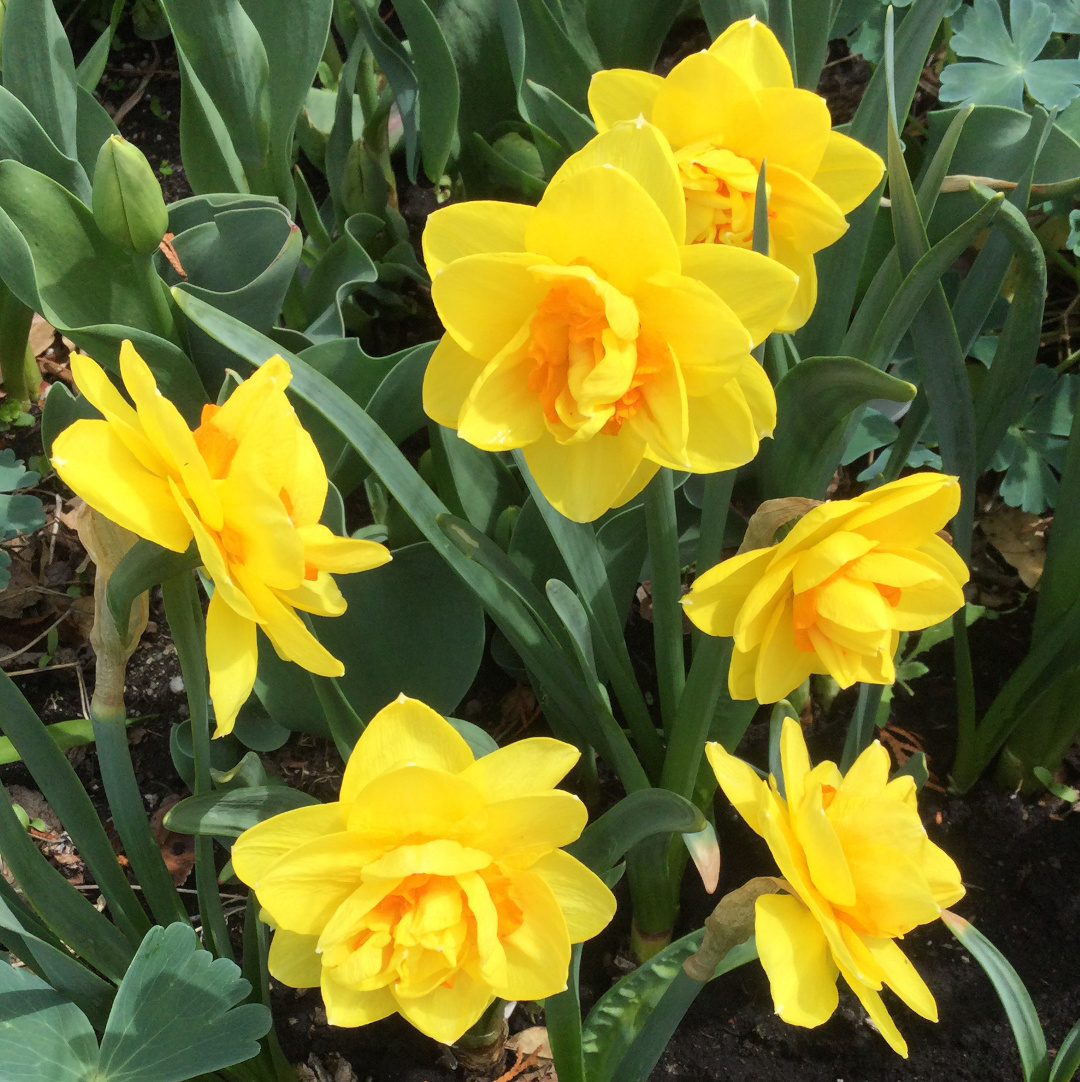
[791,568,902,654]
[320,870,524,995]
[676,142,773,247]
[525,275,667,437]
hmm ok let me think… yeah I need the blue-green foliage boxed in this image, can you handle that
[940,0,1080,111]
[0,447,45,590]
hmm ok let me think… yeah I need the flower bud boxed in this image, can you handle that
[341,138,388,218]
[92,135,169,256]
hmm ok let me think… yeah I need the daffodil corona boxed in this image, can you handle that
[51,343,390,735]
[682,473,969,703]
[706,718,965,1056]
[589,17,884,330]
[423,120,798,522]
[232,696,616,1044]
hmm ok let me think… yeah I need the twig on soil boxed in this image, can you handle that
[111,44,161,127]
[492,1048,541,1082]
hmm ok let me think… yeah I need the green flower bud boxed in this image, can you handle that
[92,135,169,256]
[341,138,389,218]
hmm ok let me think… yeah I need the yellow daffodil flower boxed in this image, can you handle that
[51,343,390,735]
[589,17,885,330]
[706,717,965,1056]
[682,473,969,703]
[232,695,615,1045]
[422,120,798,522]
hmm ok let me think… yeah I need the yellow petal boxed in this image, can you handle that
[778,715,813,808]
[624,337,689,469]
[839,738,891,795]
[362,839,491,879]
[914,532,970,589]
[422,200,535,276]
[526,164,680,295]
[321,968,397,1029]
[885,560,965,631]
[793,779,856,907]
[268,929,322,987]
[463,792,588,862]
[587,68,665,131]
[769,236,818,333]
[921,841,966,909]
[347,765,482,838]
[69,353,170,476]
[683,546,775,638]
[552,120,685,244]
[708,17,794,91]
[297,524,392,574]
[206,591,258,737]
[612,457,660,508]
[119,341,222,532]
[521,427,647,523]
[754,893,838,1027]
[528,849,616,942]
[846,549,937,589]
[838,962,909,1056]
[495,869,571,1000]
[864,936,938,1021]
[651,51,754,150]
[792,531,876,593]
[254,832,384,934]
[681,377,761,474]
[393,968,494,1045]
[812,130,885,215]
[815,575,892,632]
[231,802,347,887]
[728,641,760,699]
[755,595,817,704]
[842,842,941,937]
[845,473,961,545]
[423,334,487,429]
[725,87,832,178]
[281,424,328,530]
[459,737,579,802]
[678,244,798,345]
[341,696,474,803]
[219,468,306,590]
[457,344,547,452]
[430,252,548,360]
[277,572,346,618]
[705,741,766,834]
[768,164,848,252]
[52,422,193,552]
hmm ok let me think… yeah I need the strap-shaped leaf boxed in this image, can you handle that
[166,786,320,838]
[97,923,271,1082]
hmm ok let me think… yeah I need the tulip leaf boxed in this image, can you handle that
[75,85,121,179]
[581,931,757,1082]
[1050,1018,1080,1082]
[446,716,499,759]
[583,0,681,69]
[97,923,271,1082]
[1,0,79,160]
[166,787,320,838]
[942,911,1050,1082]
[0,959,99,1082]
[313,541,486,722]
[0,85,89,202]
[302,213,379,340]
[566,789,705,876]
[760,356,916,499]
[429,426,525,538]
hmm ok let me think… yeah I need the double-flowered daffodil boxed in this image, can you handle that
[232,695,616,1045]
[423,120,798,522]
[707,717,965,1056]
[683,473,969,703]
[589,17,884,330]
[51,343,390,735]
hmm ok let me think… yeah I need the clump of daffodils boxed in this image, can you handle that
[232,696,616,1045]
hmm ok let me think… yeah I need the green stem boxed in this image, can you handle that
[695,471,735,576]
[544,944,585,1082]
[878,395,929,485]
[840,682,885,772]
[949,607,978,785]
[0,283,34,408]
[644,470,685,734]
[161,572,233,960]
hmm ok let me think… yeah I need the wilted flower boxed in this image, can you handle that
[51,343,390,735]
[423,120,797,522]
[588,17,884,330]
[706,717,965,1056]
[232,695,615,1044]
[682,473,969,703]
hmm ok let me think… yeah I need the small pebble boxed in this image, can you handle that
[169,676,185,694]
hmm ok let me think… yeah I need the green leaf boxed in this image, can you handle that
[581,930,756,1082]
[1,0,79,159]
[942,911,1050,1082]
[0,86,89,202]
[313,541,486,721]
[97,923,271,1082]
[1050,1016,1080,1082]
[446,716,499,758]
[761,356,916,498]
[107,540,200,645]
[566,789,705,876]
[165,786,320,838]
[583,0,680,69]
[429,426,524,536]
[301,213,379,339]
[0,960,99,1082]
[396,0,460,182]
[0,716,138,765]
